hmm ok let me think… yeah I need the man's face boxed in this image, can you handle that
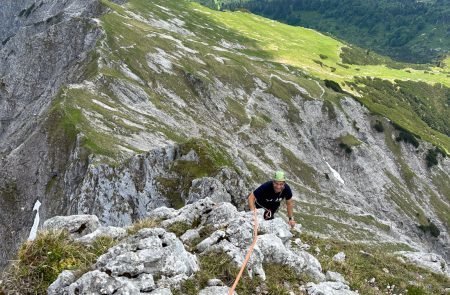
[272,181,285,193]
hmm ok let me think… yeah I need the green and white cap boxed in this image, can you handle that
[273,170,286,182]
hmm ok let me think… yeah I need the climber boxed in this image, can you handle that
[248,170,296,228]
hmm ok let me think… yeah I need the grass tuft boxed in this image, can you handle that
[0,230,117,294]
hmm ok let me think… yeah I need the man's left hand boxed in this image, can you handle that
[288,219,296,228]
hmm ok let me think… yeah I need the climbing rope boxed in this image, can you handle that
[228,208,259,295]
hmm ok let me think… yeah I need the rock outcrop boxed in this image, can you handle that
[46,198,360,294]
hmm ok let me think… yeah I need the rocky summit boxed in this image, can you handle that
[0,0,449,293]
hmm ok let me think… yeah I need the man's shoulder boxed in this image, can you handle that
[255,181,272,192]
[284,183,293,196]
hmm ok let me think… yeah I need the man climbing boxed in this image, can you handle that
[248,171,296,228]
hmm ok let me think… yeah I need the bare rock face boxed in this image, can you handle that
[48,227,198,294]
[306,281,358,295]
[395,251,450,277]
[43,214,100,238]
[0,0,103,269]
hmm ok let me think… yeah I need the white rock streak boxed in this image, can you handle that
[326,162,345,185]
[28,200,41,241]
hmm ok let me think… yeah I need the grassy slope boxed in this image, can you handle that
[189,3,450,153]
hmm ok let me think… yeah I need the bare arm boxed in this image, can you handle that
[248,192,256,211]
[286,198,294,219]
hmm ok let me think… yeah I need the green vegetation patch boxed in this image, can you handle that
[300,233,448,295]
[350,77,450,154]
[279,146,319,191]
[175,253,308,295]
[158,139,233,209]
[0,231,117,294]
[295,212,377,241]
[337,134,362,154]
[385,172,429,229]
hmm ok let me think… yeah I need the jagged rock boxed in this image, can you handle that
[258,234,325,282]
[153,203,325,283]
[76,226,127,244]
[395,251,450,277]
[96,228,198,278]
[188,177,232,204]
[67,270,122,294]
[207,278,224,286]
[180,228,201,244]
[160,198,216,228]
[326,271,348,285]
[43,215,100,238]
[196,230,226,252]
[333,252,346,263]
[199,286,237,295]
[150,207,178,220]
[48,228,198,293]
[258,217,293,245]
[47,270,76,295]
[306,281,358,295]
[203,201,238,226]
[215,168,249,211]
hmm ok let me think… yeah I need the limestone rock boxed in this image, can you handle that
[306,281,358,295]
[326,271,349,285]
[43,215,100,238]
[188,177,232,204]
[76,226,127,244]
[333,252,346,263]
[395,251,450,277]
[199,286,237,295]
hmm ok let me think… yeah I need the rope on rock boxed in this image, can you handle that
[228,208,259,295]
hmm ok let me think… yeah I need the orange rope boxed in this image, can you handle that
[228,209,259,295]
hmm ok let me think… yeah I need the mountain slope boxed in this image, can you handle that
[0,0,449,278]
[205,0,450,64]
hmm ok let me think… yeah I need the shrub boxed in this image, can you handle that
[425,147,445,168]
[418,221,440,237]
[425,148,439,167]
[324,79,344,93]
[396,131,419,148]
[373,120,384,132]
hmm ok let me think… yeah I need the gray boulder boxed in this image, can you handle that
[199,286,237,295]
[326,271,349,285]
[395,251,450,277]
[47,270,76,295]
[96,228,199,278]
[333,252,346,263]
[76,226,127,244]
[48,228,198,293]
[43,215,100,238]
[187,177,232,204]
[306,281,358,295]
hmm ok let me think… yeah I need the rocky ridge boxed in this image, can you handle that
[44,198,361,294]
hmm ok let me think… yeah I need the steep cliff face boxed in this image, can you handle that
[0,0,103,268]
[0,0,449,271]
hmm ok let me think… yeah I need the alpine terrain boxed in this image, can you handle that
[0,0,449,294]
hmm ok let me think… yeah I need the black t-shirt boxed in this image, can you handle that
[253,181,292,212]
